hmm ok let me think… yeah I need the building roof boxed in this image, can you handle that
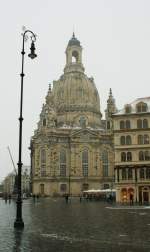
[113,97,150,116]
[68,33,81,47]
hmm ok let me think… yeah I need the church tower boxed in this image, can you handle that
[105,88,117,130]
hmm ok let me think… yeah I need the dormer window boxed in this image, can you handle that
[125,105,131,114]
[136,102,147,113]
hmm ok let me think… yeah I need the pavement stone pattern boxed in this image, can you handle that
[0,198,150,252]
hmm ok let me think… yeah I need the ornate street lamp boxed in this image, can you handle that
[14,29,37,228]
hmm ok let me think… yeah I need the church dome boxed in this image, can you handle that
[49,35,102,128]
[53,73,100,115]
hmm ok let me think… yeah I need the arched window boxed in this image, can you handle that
[126,135,132,145]
[144,135,149,144]
[121,152,126,162]
[107,121,110,129]
[140,168,145,179]
[41,149,46,177]
[126,120,130,129]
[142,103,147,112]
[146,168,150,179]
[145,151,150,161]
[137,102,147,113]
[120,121,125,129]
[72,50,79,63]
[120,136,125,145]
[137,119,142,129]
[128,168,132,179]
[122,168,127,180]
[143,119,148,128]
[102,151,109,177]
[60,150,66,176]
[138,135,143,144]
[43,118,46,126]
[127,152,132,161]
[41,149,46,164]
[82,150,88,177]
[139,151,144,161]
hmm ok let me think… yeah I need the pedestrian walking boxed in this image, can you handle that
[65,194,69,203]
[8,194,11,204]
[4,194,8,204]
[79,195,82,203]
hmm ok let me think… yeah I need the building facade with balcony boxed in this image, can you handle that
[113,97,150,203]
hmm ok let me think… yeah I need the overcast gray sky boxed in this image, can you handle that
[0,0,150,181]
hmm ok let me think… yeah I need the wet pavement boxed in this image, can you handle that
[0,197,150,252]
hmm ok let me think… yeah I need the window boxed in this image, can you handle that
[82,150,88,177]
[139,151,144,161]
[72,50,79,63]
[138,135,143,144]
[102,151,109,177]
[125,105,131,114]
[126,135,132,145]
[128,168,133,179]
[41,149,46,164]
[139,151,150,161]
[41,149,46,177]
[107,121,110,129]
[140,168,145,179]
[145,151,150,161]
[137,119,142,129]
[138,135,149,144]
[60,150,66,176]
[144,135,149,144]
[127,152,132,161]
[143,119,148,128]
[79,116,86,127]
[120,120,131,129]
[120,121,125,129]
[146,168,150,179]
[137,119,148,129]
[121,152,126,162]
[120,136,125,145]
[126,120,130,129]
[122,168,127,180]
[136,102,147,113]
[43,118,46,126]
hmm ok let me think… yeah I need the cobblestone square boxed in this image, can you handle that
[0,198,150,252]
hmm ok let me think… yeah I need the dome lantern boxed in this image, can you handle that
[64,33,84,74]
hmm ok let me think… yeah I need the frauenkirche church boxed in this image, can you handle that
[30,34,117,196]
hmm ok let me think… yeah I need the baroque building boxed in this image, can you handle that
[113,98,150,203]
[30,34,115,196]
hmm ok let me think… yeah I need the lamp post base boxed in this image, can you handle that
[14,219,24,228]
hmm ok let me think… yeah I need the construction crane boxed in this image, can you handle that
[7,146,18,194]
[7,146,17,175]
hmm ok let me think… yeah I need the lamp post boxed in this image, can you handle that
[14,30,37,228]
